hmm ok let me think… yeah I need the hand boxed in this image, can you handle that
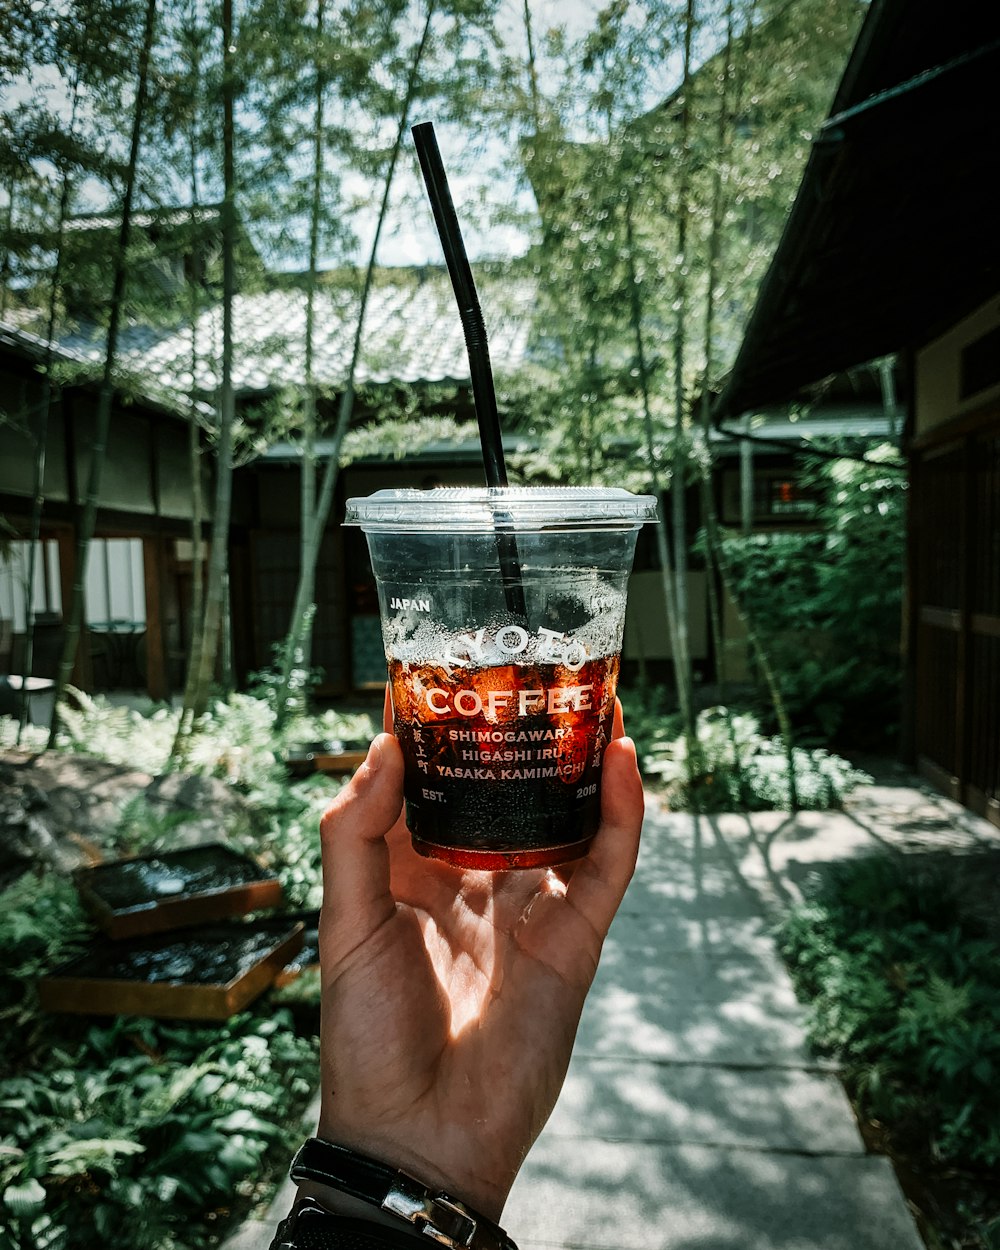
[316,696,644,1221]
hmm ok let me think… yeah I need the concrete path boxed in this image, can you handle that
[504,799,917,1250]
[228,773,999,1250]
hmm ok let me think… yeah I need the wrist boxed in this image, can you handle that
[272,1200,430,1250]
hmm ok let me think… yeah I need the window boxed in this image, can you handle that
[720,468,819,526]
[0,540,62,630]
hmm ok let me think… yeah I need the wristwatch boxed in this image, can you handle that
[270,1139,519,1250]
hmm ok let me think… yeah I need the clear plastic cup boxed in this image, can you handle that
[344,486,657,870]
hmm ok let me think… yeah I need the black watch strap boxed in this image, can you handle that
[288,1138,517,1250]
[271,1198,425,1250]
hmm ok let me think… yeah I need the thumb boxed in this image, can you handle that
[319,733,405,961]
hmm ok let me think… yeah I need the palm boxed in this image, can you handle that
[317,713,643,1220]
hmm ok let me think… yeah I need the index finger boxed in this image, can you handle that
[611,696,625,740]
[560,734,643,932]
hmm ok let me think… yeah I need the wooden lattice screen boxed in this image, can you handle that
[912,411,1000,828]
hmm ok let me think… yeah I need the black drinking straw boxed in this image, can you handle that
[411,121,527,619]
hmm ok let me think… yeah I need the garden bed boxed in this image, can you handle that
[778,851,1000,1250]
[0,692,376,1250]
[0,867,321,1250]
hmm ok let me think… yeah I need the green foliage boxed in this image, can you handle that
[0,873,91,1043]
[112,795,201,858]
[255,774,336,912]
[271,965,322,1012]
[247,631,323,736]
[506,0,865,486]
[617,682,676,768]
[52,686,374,812]
[0,1011,318,1250]
[719,445,907,748]
[41,686,368,911]
[623,694,870,811]
[779,855,1000,1169]
[501,363,675,491]
[290,708,377,752]
[341,412,472,468]
[0,683,365,1249]
[52,686,292,808]
[55,689,181,775]
[0,715,49,753]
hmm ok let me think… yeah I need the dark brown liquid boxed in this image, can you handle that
[389,655,620,869]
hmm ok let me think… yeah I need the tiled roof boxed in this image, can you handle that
[44,272,535,410]
[62,206,224,233]
[742,412,896,442]
[0,316,216,423]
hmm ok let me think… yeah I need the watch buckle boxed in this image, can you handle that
[383,1178,477,1249]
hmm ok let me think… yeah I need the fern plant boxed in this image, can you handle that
[630,700,870,812]
[779,853,1000,1170]
[0,1013,317,1250]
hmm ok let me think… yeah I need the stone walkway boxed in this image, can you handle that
[228,772,999,1250]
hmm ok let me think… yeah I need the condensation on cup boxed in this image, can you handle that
[344,487,658,870]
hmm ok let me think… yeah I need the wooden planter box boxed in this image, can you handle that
[39,919,304,1021]
[272,910,320,988]
[309,750,367,775]
[73,844,284,939]
[286,742,368,777]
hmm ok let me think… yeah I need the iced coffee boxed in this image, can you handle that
[345,487,656,869]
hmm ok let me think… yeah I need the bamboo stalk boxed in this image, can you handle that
[670,0,698,744]
[187,0,236,722]
[297,0,326,671]
[694,0,797,810]
[18,85,81,744]
[622,191,696,748]
[272,0,437,728]
[47,0,159,748]
[172,1,209,757]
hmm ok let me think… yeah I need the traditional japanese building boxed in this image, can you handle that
[713,0,1000,826]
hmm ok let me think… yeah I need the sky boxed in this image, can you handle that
[338,0,611,268]
[3,0,685,271]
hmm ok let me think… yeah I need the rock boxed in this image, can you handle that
[143,771,255,844]
[0,782,81,881]
[0,749,255,888]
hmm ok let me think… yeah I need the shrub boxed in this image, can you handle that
[254,775,336,911]
[778,854,1000,1170]
[719,444,906,749]
[0,873,91,1049]
[0,1012,318,1250]
[0,690,375,1249]
[635,702,870,811]
[52,688,376,812]
[0,871,318,1250]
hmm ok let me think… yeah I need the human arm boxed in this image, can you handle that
[273,700,644,1245]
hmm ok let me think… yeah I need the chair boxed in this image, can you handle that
[0,619,17,717]
[0,615,57,723]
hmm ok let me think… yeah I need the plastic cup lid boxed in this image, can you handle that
[344,486,659,532]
